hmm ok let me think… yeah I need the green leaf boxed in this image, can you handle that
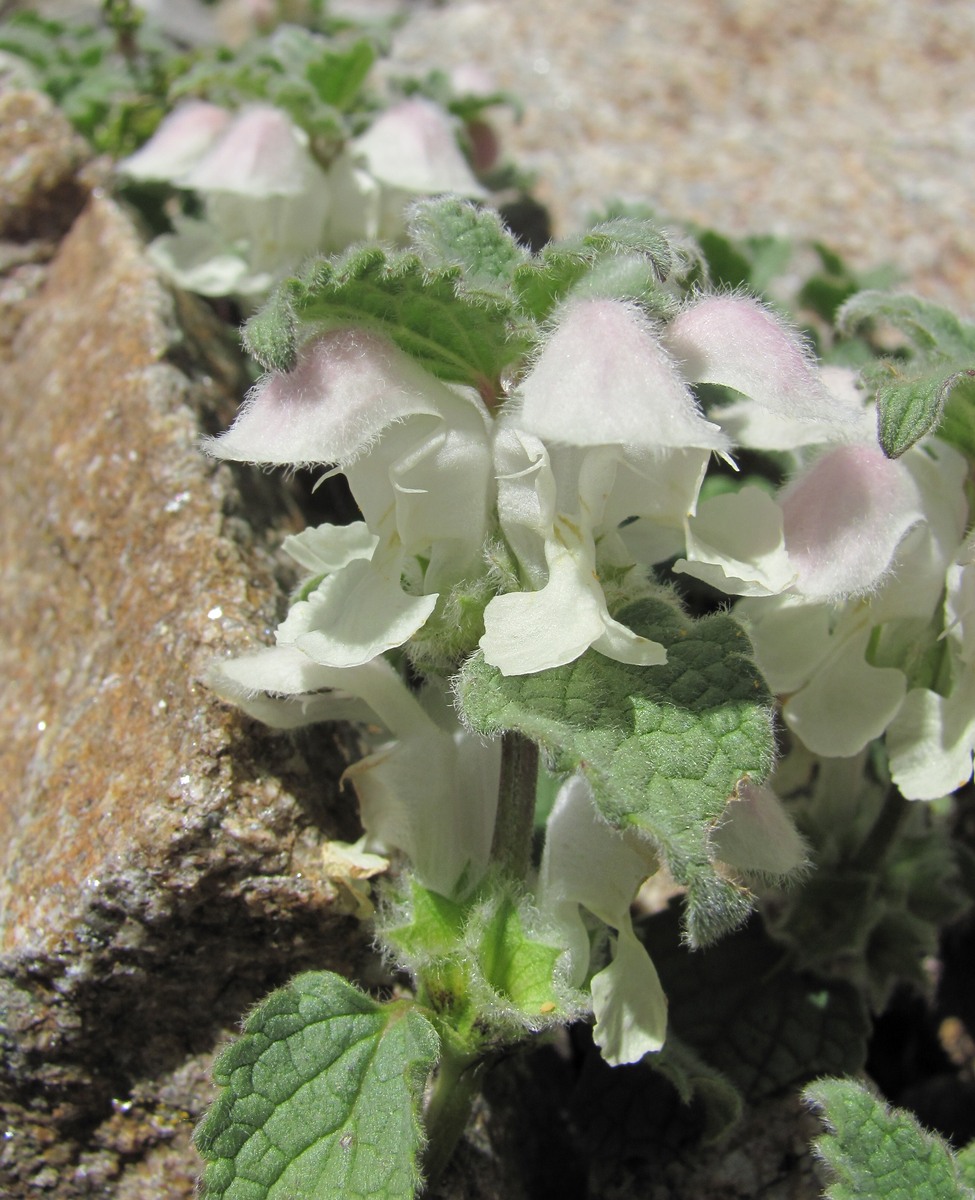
[476,892,563,1014]
[838,292,975,458]
[642,909,868,1111]
[408,198,528,301]
[243,247,526,399]
[195,972,439,1200]
[957,1143,975,1190]
[383,880,566,1040]
[305,38,375,110]
[511,218,678,321]
[804,1078,975,1200]
[457,595,776,946]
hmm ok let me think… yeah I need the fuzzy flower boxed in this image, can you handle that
[324,98,487,251]
[121,103,332,297]
[205,327,493,666]
[480,295,841,675]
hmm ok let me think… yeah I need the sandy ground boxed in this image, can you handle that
[389,0,975,311]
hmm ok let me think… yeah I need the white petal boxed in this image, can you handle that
[887,674,975,800]
[147,224,254,297]
[711,780,807,876]
[537,775,658,984]
[665,295,851,428]
[119,101,231,183]
[714,365,872,450]
[480,517,665,675]
[600,447,710,532]
[282,521,378,575]
[292,556,438,668]
[673,486,796,597]
[516,299,729,452]
[493,423,556,588]
[207,642,437,737]
[202,328,455,468]
[347,729,500,898]
[183,104,323,197]
[353,98,486,197]
[783,627,906,757]
[320,152,388,251]
[737,597,833,694]
[591,923,667,1064]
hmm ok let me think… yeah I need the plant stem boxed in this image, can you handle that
[422,1050,485,1186]
[857,786,911,871]
[490,731,539,882]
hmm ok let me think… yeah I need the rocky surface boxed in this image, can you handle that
[0,91,367,1197]
[390,0,975,312]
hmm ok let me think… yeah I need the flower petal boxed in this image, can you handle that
[887,672,975,800]
[352,98,487,197]
[346,729,500,898]
[781,444,923,599]
[537,775,658,983]
[591,922,667,1064]
[119,101,231,183]
[664,295,851,428]
[291,556,439,668]
[674,486,796,597]
[711,780,807,877]
[783,627,906,757]
[480,516,666,674]
[182,104,324,197]
[202,328,455,468]
[207,642,437,737]
[515,298,729,453]
[282,521,378,575]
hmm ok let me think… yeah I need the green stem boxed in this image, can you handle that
[490,731,539,882]
[856,786,910,871]
[422,1049,485,1185]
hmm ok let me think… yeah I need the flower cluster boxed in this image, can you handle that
[119,97,484,297]
[205,286,831,1062]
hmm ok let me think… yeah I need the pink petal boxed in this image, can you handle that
[781,444,922,598]
[354,98,486,197]
[183,104,320,196]
[202,327,455,468]
[516,299,729,452]
[665,296,850,426]
[119,101,231,183]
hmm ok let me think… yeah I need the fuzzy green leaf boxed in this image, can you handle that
[457,596,776,946]
[511,218,678,321]
[384,881,565,1038]
[408,198,528,301]
[805,1078,975,1200]
[195,972,439,1200]
[243,247,526,398]
[838,291,975,458]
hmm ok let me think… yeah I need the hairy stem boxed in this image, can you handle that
[422,1051,485,1185]
[491,731,539,882]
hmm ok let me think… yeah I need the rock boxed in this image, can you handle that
[0,97,365,1197]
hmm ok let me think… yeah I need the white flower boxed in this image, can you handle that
[345,714,501,900]
[479,423,672,675]
[205,327,494,666]
[479,295,839,676]
[537,776,666,1065]
[122,104,332,297]
[730,440,969,766]
[119,101,232,182]
[323,99,486,251]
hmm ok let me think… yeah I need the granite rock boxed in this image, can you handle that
[0,98,366,1197]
